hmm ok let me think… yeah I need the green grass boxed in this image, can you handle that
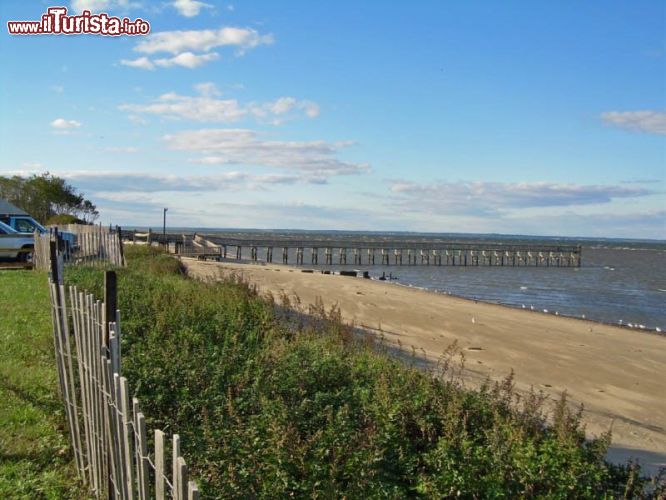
[64,247,663,498]
[0,270,87,499]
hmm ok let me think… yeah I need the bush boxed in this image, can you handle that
[65,247,660,498]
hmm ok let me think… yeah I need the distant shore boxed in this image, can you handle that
[182,257,666,475]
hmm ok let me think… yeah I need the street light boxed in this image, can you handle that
[163,208,168,249]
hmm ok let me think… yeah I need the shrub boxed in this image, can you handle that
[65,247,659,498]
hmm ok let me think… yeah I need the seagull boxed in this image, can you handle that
[555,311,559,316]
[628,323,634,328]
[543,309,549,313]
[530,305,535,311]
[656,327,662,333]
[471,317,476,324]
[521,304,526,309]
[639,324,645,329]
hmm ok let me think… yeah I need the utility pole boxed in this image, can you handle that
[163,208,168,249]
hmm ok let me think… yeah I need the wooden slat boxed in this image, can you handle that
[155,430,166,500]
[177,457,188,500]
[133,399,150,500]
[58,284,84,476]
[172,434,181,499]
[188,481,200,500]
[114,373,129,499]
[70,287,91,484]
[120,377,136,500]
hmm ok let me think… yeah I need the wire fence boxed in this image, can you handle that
[34,224,125,270]
[47,241,199,499]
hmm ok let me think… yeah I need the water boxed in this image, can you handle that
[172,228,666,331]
[360,247,666,331]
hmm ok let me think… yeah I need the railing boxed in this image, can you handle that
[47,243,199,499]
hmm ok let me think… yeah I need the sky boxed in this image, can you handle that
[0,0,664,238]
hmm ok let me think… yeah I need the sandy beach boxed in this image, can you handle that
[182,257,666,474]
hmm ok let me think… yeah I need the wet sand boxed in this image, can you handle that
[182,257,666,474]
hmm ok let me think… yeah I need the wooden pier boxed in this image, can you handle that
[124,230,582,268]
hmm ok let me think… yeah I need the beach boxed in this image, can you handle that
[182,257,666,474]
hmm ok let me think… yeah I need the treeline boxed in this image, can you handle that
[65,247,664,498]
[0,172,98,225]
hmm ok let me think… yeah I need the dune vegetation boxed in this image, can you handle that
[65,246,662,498]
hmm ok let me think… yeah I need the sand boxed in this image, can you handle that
[182,257,666,474]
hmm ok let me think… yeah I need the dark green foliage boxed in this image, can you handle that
[0,172,98,223]
[65,247,661,498]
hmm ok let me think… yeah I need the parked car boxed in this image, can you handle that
[0,214,79,252]
[0,214,47,234]
[0,220,34,262]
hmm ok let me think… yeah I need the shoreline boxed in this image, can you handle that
[385,278,665,336]
[182,257,666,475]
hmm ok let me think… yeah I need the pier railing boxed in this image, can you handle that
[123,230,582,268]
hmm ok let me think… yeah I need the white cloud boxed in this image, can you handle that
[120,92,245,122]
[387,180,656,215]
[154,51,219,69]
[121,53,221,71]
[601,111,666,135]
[249,97,320,123]
[193,82,221,97]
[50,118,81,130]
[59,171,303,193]
[104,146,139,153]
[70,0,135,13]
[119,85,320,123]
[50,85,65,93]
[164,128,369,181]
[71,0,111,12]
[120,56,155,70]
[172,0,212,17]
[121,26,272,70]
[134,26,273,55]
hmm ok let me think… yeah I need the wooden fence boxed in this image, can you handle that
[34,224,125,270]
[47,244,198,499]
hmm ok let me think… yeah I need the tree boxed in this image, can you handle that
[0,172,99,224]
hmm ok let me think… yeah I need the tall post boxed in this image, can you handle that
[104,271,117,347]
[163,208,168,250]
[49,240,61,285]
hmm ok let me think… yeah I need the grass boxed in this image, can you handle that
[64,247,663,498]
[0,270,87,499]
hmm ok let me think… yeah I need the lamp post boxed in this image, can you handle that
[163,208,168,249]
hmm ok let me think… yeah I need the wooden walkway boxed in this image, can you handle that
[125,230,582,268]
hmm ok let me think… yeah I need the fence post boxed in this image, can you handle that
[104,271,117,346]
[49,240,61,285]
[117,225,126,266]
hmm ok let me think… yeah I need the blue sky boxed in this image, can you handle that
[1,0,664,238]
